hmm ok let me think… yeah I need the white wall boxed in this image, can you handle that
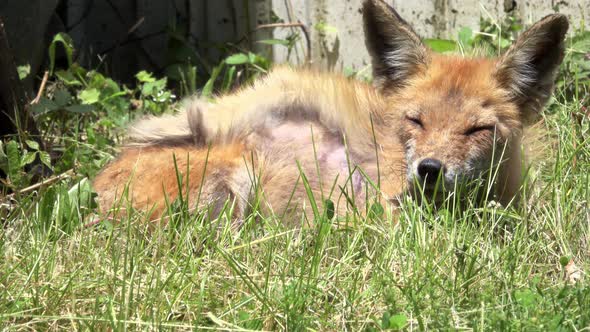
[270,0,589,71]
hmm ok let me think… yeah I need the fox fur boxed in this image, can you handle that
[93,0,568,223]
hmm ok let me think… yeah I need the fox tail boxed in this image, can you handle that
[127,97,208,146]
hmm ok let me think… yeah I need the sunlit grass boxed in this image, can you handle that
[1,27,590,331]
[1,84,589,330]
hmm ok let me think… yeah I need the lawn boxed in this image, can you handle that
[1,20,589,331]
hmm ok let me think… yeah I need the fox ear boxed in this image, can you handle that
[496,14,568,119]
[362,0,429,90]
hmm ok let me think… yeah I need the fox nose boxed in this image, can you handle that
[417,158,444,185]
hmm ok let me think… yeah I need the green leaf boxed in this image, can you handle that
[17,64,31,80]
[49,33,74,74]
[238,310,250,322]
[559,256,570,267]
[369,202,384,219]
[0,141,8,173]
[324,199,335,219]
[69,178,98,210]
[103,78,123,95]
[424,39,458,53]
[202,64,224,98]
[315,21,338,35]
[21,151,37,167]
[69,63,88,78]
[225,53,250,65]
[136,70,156,83]
[458,27,473,48]
[79,88,100,104]
[389,314,408,330]
[31,97,59,114]
[343,67,357,78]
[141,78,168,97]
[25,140,40,151]
[250,53,270,69]
[221,65,236,93]
[87,71,106,88]
[39,151,52,168]
[56,70,82,86]
[6,140,21,185]
[515,289,537,308]
[54,89,72,107]
[257,39,290,46]
[381,311,391,329]
[248,52,257,64]
[499,37,512,49]
[571,31,590,51]
[65,105,94,113]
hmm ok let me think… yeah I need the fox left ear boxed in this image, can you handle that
[496,14,569,119]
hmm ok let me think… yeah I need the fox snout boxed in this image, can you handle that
[409,151,491,193]
[416,158,445,186]
[410,157,456,193]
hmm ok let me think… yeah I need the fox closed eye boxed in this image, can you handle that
[406,116,424,128]
[464,125,495,136]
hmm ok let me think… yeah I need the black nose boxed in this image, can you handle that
[417,158,444,185]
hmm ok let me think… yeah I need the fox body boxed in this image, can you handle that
[94,69,397,221]
[93,0,568,222]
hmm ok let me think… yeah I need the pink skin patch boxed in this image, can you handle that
[270,122,315,143]
[269,121,364,194]
[324,147,364,193]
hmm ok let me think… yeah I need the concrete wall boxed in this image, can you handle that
[270,0,590,71]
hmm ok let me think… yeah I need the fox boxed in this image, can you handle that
[93,0,568,224]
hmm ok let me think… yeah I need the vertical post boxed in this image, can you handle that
[0,19,48,179]
[0,19,37,139]
[250,0,273,57]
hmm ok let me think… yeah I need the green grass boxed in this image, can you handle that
[1,89,589,331]
[1,27,590,331]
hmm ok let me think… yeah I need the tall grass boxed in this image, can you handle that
[1,24,589,331]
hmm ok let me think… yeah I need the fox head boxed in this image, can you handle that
[363,0,568,203]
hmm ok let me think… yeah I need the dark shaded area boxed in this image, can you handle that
[0,0,268,93]
[0,0,269,183]
[0,19,46,179]
[0,20,43,143]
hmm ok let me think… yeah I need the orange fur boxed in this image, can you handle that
[93,144,247,219]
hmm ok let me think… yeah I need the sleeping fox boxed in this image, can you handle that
[93,0,568,223]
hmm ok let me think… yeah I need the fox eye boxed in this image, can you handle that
[464,125,495,136]
[481,99,493,108]
[406,116,424,129]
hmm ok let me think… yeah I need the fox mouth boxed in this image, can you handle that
[406,171,493,205]
[406,178,466,207]
[408,180,447,197]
